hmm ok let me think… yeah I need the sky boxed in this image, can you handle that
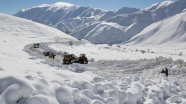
[0,0,165,15]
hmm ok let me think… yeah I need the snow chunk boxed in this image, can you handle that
[124,85,143,104]
[0,76,34,104]
[166,95,183,103]
[55,86,74,104]
[26,95,50,104]
[92,77,105,83]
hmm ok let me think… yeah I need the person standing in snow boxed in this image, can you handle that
[165,68,168,77]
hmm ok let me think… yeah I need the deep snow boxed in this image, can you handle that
[1,12,186,104]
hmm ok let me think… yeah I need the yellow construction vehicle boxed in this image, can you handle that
[63,54,78,64]
[78,54,88,64]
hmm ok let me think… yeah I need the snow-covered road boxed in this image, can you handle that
[27,41,186,78]
[26,41,186,88]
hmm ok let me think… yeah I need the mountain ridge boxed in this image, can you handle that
[15,0,186,44]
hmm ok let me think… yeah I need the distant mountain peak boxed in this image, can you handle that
[20,2,77,12]
[48,2,78,10]
[53,2,76,7]
[143,0,175,10]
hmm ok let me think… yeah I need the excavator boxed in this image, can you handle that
[78,54,88,64]
[63,54,88,64]
[63,54,78,64]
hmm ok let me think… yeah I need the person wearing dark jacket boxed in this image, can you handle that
[165,68,168,77]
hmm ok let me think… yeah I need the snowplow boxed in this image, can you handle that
[63,54,88,64]
[63,54,78,64]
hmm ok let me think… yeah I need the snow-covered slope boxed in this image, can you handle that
[15,2,106,34]
[1,13,186,104]
[0,13,94,104]
[127,10,186,46]
[98,7,139,21]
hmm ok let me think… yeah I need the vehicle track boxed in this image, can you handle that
[24,42,186,88]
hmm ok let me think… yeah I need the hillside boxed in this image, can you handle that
[0,13,97,104]
[74,0,186,44]
[127,10,186,46]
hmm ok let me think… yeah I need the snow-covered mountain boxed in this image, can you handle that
[15,0,186,44]
[126,9,186,46]
[97,7,140,21]
[15,2,106,35]
[73,0,186,44]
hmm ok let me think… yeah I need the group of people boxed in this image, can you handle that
[161,68,168,77]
